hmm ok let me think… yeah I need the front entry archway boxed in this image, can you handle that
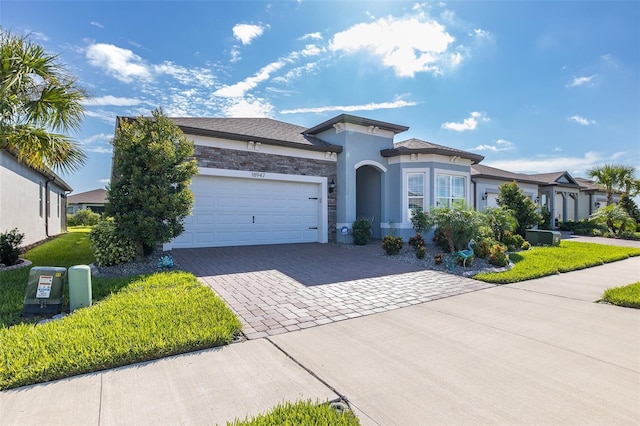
[356,165,382,238]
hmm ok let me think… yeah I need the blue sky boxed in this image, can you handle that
[2,1,639,194]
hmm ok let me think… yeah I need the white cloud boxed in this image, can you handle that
[441,111,489,131]
[469,28,491,39]
[86,146,112,154]
[29,31,49,42]
[330,15,456,77]
[230,46,241,63]
[566,74,597,87]
[233,24,265,45]
[299,32,323,40]
[81,133,111,145]
[154,62,216,87]
[84,109,117,124]
[86,43,151,83]
[469,138,514,152]
[280,100,419,114]
[221,98,275,118]
[98,178,110,184]
[90,21,104,28]
[83,95,142,106]
[568,115,597,126]
[213,60,286,98]
[272,62,319,84]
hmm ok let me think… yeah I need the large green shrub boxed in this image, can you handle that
[410,208,431,233]
[497,182,542,237]
[351,218,372,245]
[107,109,198,261]
[89,218,136,266]
[67,209,101,226]
[589,204,636,237]
[0,228,24,266]
[430,206,485,253]
[483,207,517,242]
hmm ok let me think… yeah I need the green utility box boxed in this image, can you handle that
[69,265,92,312]
[23,267,67,316]
[525,230,562,246]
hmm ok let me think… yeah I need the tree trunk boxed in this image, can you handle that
[135,240,145,262]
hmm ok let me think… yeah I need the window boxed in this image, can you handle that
[436,174,466,208]
[407,173,425,219]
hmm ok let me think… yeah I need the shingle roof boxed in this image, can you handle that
[168,117,343,153]
[528,171,580,187]
[574,177,606,191]
[68,188,107,204]
[381,138,484,164]
[471,164,544,184]
[304,114,409,135]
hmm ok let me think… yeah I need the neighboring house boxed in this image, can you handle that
[471,164,542,210]
[0,151,72,246]
[67,188,108,214]
[574,177,620,218]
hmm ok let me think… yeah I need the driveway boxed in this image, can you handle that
[172,244,493,339]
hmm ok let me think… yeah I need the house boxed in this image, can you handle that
[0,151,72,246]
[67,188,108,214]
[113,113,619,250]
[113,114,484,250]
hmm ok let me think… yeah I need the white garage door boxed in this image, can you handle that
[172,175,321,248]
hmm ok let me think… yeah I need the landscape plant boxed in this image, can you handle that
[0,30,86,172]
[107,109,198,261]
[496,181,542,237]
[0,228,24,266]
[351,218,372,245]
[89,218,136,266]
[410,208,431,234]
[381,235,403,255]
[483,207,517,242]
[589,204,636,237]
[67,209,101,226]
[588,164,636,206]
[429,205,484,253]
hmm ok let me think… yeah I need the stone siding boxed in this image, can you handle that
[195,145,338,243]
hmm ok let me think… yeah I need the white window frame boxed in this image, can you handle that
[402,168,430,222]
[434,169,470,208]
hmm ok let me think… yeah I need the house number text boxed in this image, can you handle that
[251,172,266,178]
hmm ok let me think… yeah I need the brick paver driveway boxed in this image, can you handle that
[173,243,493,339]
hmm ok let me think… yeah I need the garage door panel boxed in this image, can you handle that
[172,175,321,248]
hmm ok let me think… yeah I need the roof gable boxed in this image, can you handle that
[529,171,580,186]
[381,138,484,164]
[471,164,544,185]
[304,114,409,135]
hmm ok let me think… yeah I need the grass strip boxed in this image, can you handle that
[601,282,640,308]
[475,241,640,284]
[228,400,361,426]
[0,271,242,390]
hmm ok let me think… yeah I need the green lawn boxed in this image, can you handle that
[475,241,640,284]
[601,282,640,308]
[228,400,361,426]
[0,230,242,390]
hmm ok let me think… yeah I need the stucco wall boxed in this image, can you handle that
[194,145,338,243]
[0,152,68,246]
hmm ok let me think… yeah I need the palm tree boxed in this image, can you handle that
[0,30,86,173]
[588,164,630,205]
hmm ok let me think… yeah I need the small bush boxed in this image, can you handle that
[501,232,524,252]
[408,233,425,249]
[415,246,426,259]
[381,235,403,255]
[67,209,101,226]
[521,241,531,250]
[0,228,24,266]
[473,238,493,259]
[410,209,431,234]
[488,242,509,267]
[89,218,136,266]
[351,218,372,245]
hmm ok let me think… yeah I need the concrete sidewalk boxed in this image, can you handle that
[1,257,639,425]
